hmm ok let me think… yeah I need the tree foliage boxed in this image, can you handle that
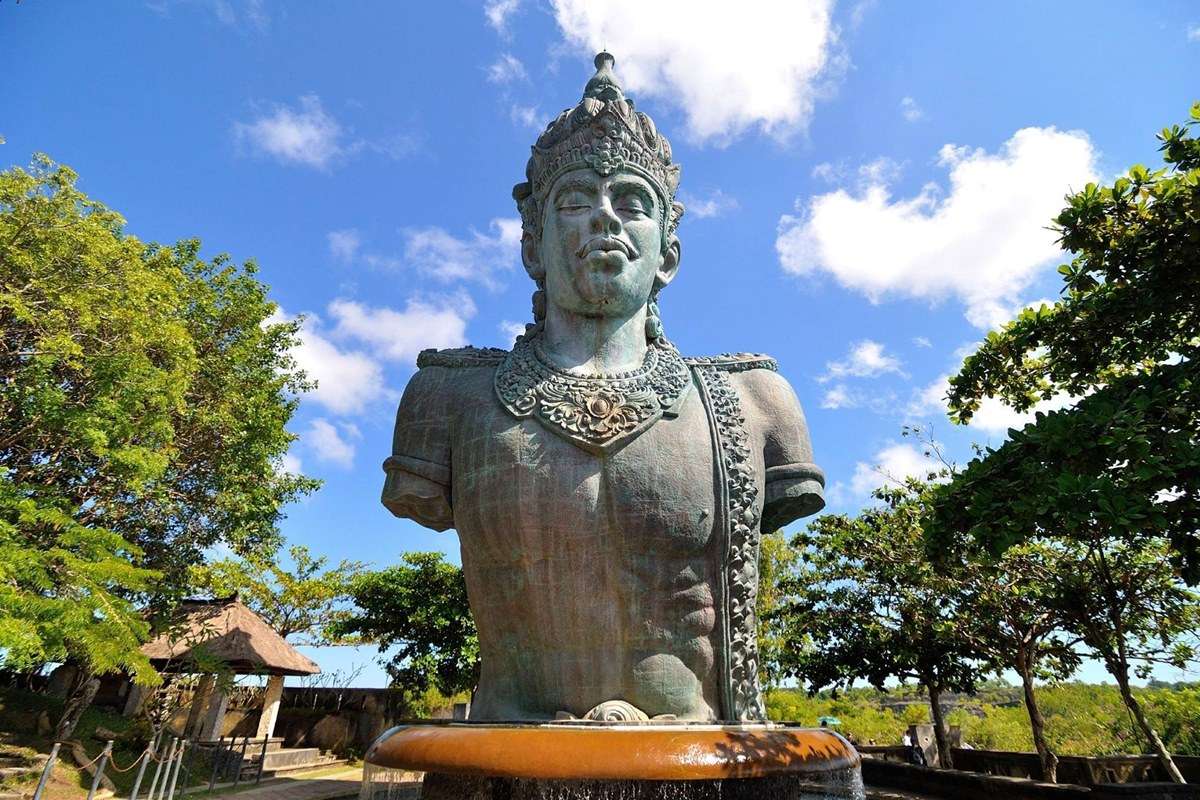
[332,552,479,698]
[0,156,315,685]
[932,105,1200,781]
[939,104,1200,581]
[757,530,800,689]
[777,479,987,768]
[189,544,365,644]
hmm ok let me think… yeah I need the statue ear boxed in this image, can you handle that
[654,235,681,291]
[521,233,545,280]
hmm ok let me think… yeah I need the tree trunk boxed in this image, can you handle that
[927,683,953,770]
[1113,666,1185,784]
[1017,657,1058,783]
[54,664,99,741]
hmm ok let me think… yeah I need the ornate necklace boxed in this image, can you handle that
[494,334,692,454]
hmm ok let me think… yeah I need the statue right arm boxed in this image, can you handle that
[381,366,455,532]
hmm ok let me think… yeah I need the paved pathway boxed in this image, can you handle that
[200,766,407,800]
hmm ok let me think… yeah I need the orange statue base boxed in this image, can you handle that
[362,722,863,799]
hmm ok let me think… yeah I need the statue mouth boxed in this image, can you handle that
[577,236,638,261]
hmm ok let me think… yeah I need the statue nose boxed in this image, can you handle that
[592,201,622,235]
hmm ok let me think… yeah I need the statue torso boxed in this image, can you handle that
[382,343,824,722]
[449,364,723,720]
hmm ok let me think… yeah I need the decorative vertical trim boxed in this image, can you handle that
[693,365,766,721]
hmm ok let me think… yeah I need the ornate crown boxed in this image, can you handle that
[512,53,684,240]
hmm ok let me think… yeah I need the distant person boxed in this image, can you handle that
[903,732,926,766]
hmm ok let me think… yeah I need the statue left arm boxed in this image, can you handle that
[735,368,825,532]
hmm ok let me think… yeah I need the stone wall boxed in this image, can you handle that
[862,760,1200,800]
[219,687,452,756]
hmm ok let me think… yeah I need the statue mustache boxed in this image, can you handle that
[576,236,638,260]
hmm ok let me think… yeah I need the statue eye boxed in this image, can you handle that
[556,191,591,212]
[617,195,649,216]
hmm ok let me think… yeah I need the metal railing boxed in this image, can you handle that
[31,733,273,799]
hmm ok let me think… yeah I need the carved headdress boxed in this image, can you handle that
[512,52,684,242]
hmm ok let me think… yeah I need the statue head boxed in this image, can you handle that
[513,53,684,340]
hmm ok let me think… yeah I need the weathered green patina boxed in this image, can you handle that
[381,53,824,722]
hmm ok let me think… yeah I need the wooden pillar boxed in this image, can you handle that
[255,675,285,739]
[185,675,215,737]
[122,682,148,718]
[199,687,229,741]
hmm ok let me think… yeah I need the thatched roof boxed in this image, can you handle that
[141,596,320,676]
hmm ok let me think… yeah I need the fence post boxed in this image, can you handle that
[175,736,198,799]
[207,734,227,792]
[229,735,250,788]
[148,737,176,800]
[31,741,61,800]
[130,728,162,800]
[164,739,185,800]
[255,735,270,785]
[84,740,113,800]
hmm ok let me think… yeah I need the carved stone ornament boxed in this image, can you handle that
[494,334,692,454]
[693,364,767,721]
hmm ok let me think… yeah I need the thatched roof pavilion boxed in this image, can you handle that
[141,595,319,677]
[139,596,319,741]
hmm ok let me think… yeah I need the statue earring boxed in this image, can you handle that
[645,297,663,342]
[532,280,547,325]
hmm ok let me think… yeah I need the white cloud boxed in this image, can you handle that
[499,320,527,344]
[272,308,388,416]
[907,373,1073,435]
[679,189,738,219]
[822,340,905,381]
[850,442,941,497]
[913,336,932,348]
[403,218,523,287]
[488,53,528,84]
[549,0,839,143]
[821,384,853,410]
[329,295,475,364]
[485,0,521,36]
[328,229,361,263]
[777,126,1099,328]
[510,105,547,130]
[278,450,303,476]
[1188,24,1200,42]
[305,418,359,469]
[811,163,839,184]
[900,96,923,122]
[234,95,347,170]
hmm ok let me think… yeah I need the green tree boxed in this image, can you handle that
[189,545,365,644]
[1053,538,1197,780]
[0,156,315,735]
[956,542,1082,782]
[941,104,1200,581]
[931,105,1200,782]
[332,552,479,698]
[777,479,986,769]
[757,530,800,689]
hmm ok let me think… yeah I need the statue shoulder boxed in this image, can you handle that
[683,352,779,373]
[416,346,509,370]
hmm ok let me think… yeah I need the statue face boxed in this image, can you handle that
[527,169,679,319]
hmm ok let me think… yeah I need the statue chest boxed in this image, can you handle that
[450,380,720,564]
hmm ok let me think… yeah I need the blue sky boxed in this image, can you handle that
[3,1,1199,688]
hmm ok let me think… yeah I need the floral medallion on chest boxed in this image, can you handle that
[494,334,692,454]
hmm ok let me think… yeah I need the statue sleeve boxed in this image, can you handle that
[381,366,455,532]
[737,369,825,532]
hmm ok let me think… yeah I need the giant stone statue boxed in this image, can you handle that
[382,53,824,723]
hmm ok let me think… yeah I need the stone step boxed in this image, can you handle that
[254,756,348,780]
[195,737,286,752]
